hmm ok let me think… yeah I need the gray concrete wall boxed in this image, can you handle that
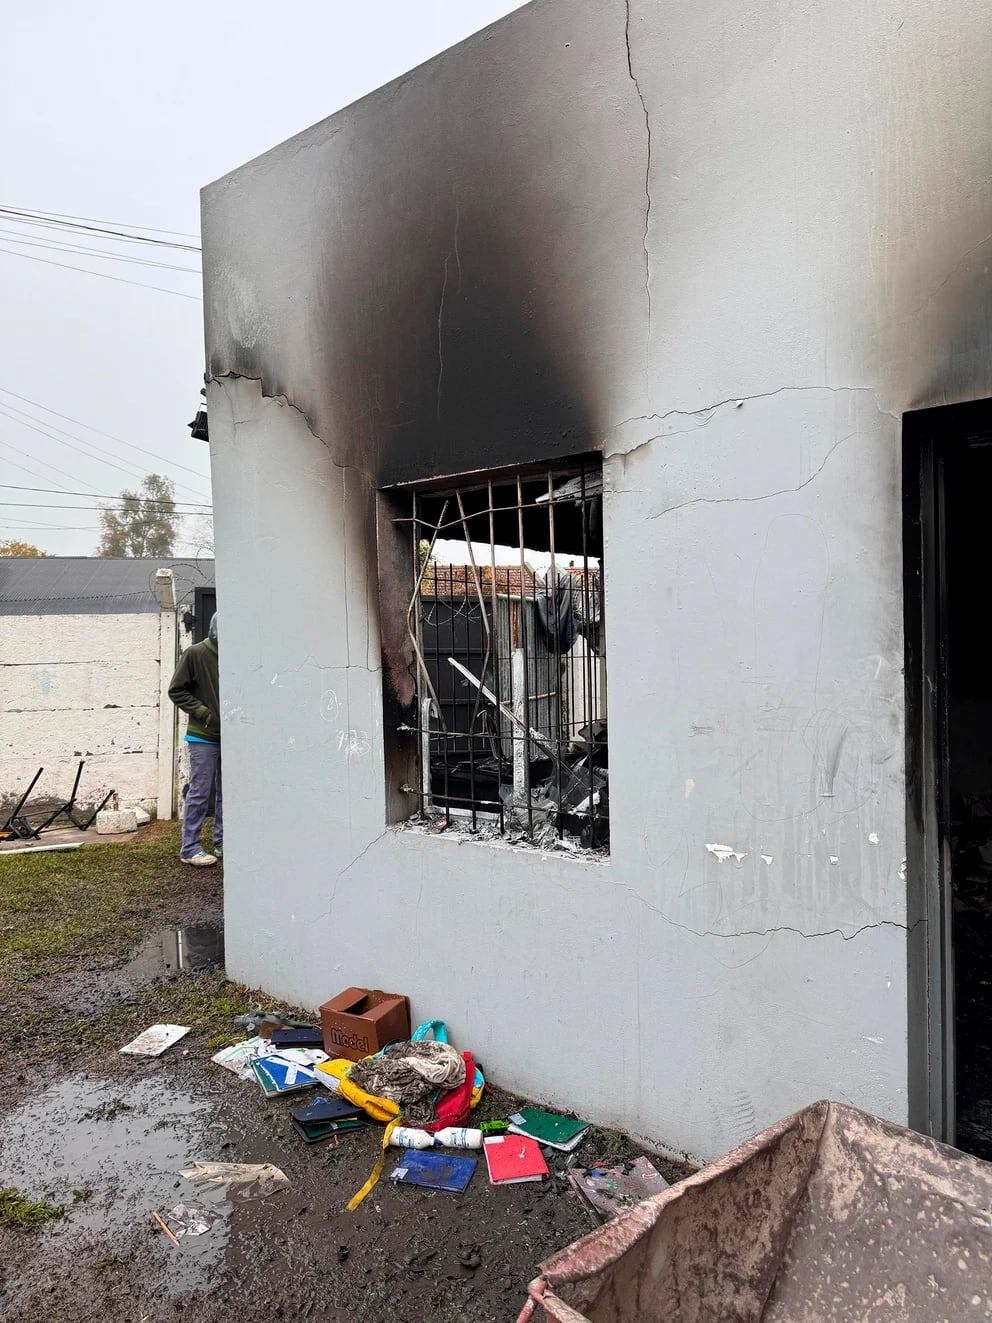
[202,0,992,1160]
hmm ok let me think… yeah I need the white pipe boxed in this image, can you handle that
[1,842,83,855]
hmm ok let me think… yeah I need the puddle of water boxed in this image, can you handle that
[0,1074,225,1292]
[124,922,224,982]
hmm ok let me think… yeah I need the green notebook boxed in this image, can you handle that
[507,1107,590,1152]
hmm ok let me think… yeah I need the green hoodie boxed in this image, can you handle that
[168,637,220,741]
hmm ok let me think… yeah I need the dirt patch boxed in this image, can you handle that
[0,824,688,1321]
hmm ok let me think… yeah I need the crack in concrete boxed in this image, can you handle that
[693,918,915,942]
[645,424,859,519]
[908,229,992,319]
[623,0,653,391]
[605,384,898,463]
[272,654,382,677]
[207,373,371,481]
[436,253,450,425]
[305,828,390,926]
[208,373,382,681]
[453,196,463,291]
[3,706,155,713]
[596,873,918,945]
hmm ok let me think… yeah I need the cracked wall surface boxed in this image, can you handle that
[203,0,992,1158]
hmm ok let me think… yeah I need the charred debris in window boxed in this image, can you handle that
[394,460,608,855]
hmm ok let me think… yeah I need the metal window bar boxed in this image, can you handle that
[401,463,607,849]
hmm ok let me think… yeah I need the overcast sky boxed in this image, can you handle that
[1,1,526,557]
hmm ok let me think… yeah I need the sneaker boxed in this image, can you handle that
[181,852,217,867]
[213,845,223,859]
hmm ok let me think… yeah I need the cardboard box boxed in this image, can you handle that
[319,987,410,1061]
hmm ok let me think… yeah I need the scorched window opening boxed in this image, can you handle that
[402,461,608,851]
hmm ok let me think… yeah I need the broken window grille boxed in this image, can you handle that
[400,461,608,850]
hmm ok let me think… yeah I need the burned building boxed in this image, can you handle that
[202,0,992,1160]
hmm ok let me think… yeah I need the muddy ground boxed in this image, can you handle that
[0,826,687,1322]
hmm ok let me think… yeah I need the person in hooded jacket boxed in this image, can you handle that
[168,612,222,865]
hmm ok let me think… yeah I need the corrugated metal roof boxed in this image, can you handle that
[0,557,215,616]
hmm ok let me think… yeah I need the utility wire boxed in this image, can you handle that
[0,206,201,252]
[0,404,211,505]
[0,245,202,300]
[0,404,204,495]
[0,384,211,483]
[0,482,211,508]
[0,520,209,538]
[0,502,211,516]
[0,436,103,495]
[0,401,211,504]
[0,519,106,532]
[0,228,201,275]
[0,203,199,239]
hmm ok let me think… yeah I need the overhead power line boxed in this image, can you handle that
[0,245,202,300]
[0,401,210,504]
[0,435,104,495]
[0,482,211,508]
[0,502,211,517]
[0,204,199,240]
[0,518,106,532]
[0,205,201,252]
[0,384,211,483]
[0,229,200,275]
[0,404,207,499]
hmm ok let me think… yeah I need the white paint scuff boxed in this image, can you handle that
[760,854,774,865]
[868,832,880,845]
[705,842,747,864]
[684,777,695,799]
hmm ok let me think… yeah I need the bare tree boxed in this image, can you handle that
[98,474,178,556]
[185,513,214,557]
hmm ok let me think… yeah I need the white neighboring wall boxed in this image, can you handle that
[0,613,166,812]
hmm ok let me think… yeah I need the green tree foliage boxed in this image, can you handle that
[98,474,177,557]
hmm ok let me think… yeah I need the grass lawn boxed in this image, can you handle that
[0,822,304,1053]
[0,821,195,971]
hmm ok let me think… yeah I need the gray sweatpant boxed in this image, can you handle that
[181,740,223,859]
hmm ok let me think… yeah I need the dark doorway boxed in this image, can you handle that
[905,399,992,1157]
[193,586,216,643]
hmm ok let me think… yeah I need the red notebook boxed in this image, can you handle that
[483,1134,549,1185]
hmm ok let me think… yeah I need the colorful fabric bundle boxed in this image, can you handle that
[348,1039,465,1127]
[339,1020,486,1209]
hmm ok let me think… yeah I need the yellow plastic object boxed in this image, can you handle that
[316,1057,400,1123]
[316,1056,484,1122]
[317,1052,485,1212]
[347,1117,399,1211]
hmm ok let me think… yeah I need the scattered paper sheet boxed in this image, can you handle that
[163,1203,221,1238]
[210,1036,274,1081]
[120,1024,190,1057]
[276,1047,329,1067]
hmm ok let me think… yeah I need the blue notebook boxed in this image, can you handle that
[252,1056,317,1097]
[391,1150,477,1193]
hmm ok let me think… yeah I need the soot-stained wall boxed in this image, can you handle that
[203,0,992,1159]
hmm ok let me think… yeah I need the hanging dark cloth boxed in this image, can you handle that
[535,573,581,653]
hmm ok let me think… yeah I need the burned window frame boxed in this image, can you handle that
[397,460,608,852]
